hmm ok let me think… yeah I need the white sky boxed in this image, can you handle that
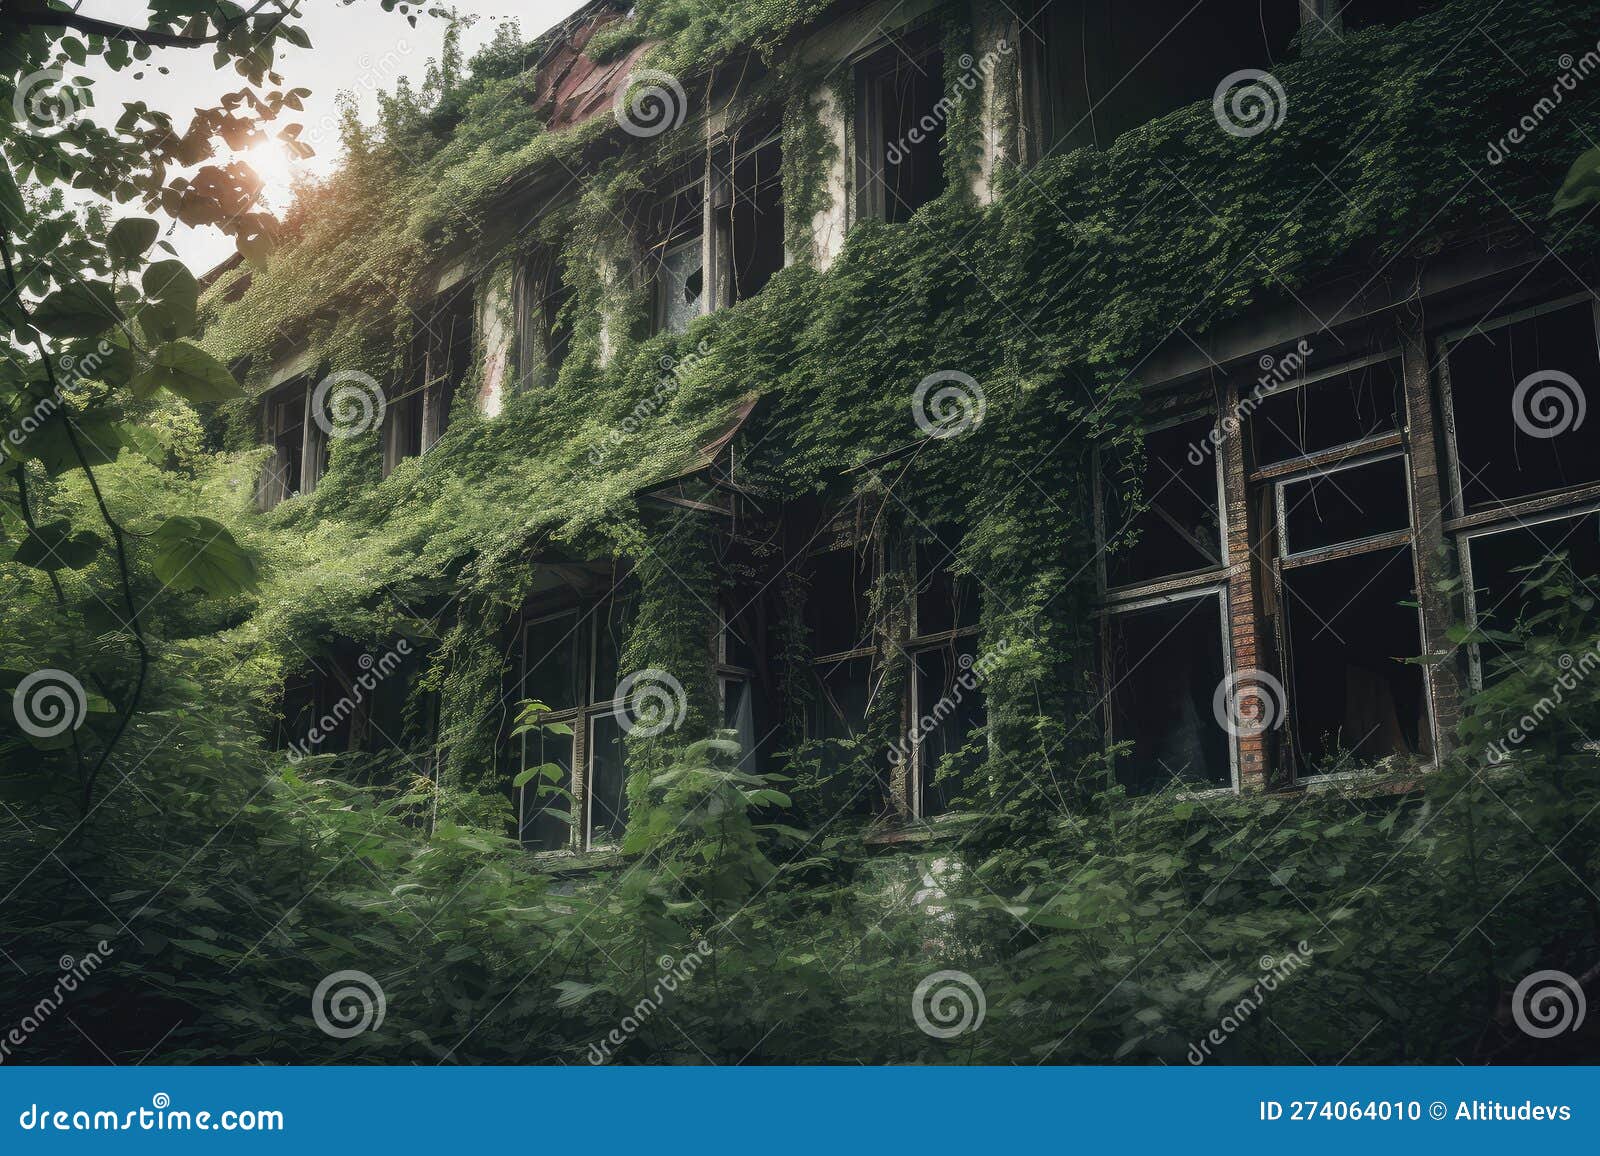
[72,0,590,273]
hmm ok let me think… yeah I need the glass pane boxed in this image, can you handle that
[1280,455,1410,556]
[1105,595,1231,794]
[523,612,583,713]
[1103,415,1223,587]
[1250,357,1404,465]
[588,711,630,844]
[517,729,573,852]
[913,640,985,817]
[658,238,704,335]
[1282,546,1430,773]
[1447,301,1600,510]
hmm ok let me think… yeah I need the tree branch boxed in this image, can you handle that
[0,0,282,50]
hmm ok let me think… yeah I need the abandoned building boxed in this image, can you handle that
[211,0,1600,856]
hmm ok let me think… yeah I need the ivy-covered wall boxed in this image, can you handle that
[200,0,1600,835]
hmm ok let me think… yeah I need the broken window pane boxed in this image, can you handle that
[915,528,979,635]
[1250,356,1405,465]
[1279,453,1411,557]
[1105,593,1231,794]
[808,547,874,656]
[1024,0,1298,157]
[1447,301,1600,511]
[1103,416,1223,588]
[588,710,630,844]
[261,380,309,508]
[658,237,704,335]
[1465,509,1600,674]
[717,134,784,304]
[721,675,758,772]
[523,611,584,713]
[517,727,573,851]
[855,32,946,223]
[1282,545,1431,772]
[913,639,985,816]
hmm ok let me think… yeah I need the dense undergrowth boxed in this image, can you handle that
[2,0,1599,1062]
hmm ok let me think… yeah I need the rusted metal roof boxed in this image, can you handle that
[527,7,658,132]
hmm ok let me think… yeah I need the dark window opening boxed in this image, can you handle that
[916,528,980,635]
[1023,0,1299,158]
[519,251,573,386]
[523,610,585,714]
[386,284,473,473]
[588,710,629,845]
[650,167,705,335]
[1465,510,1600,683]
[1102,416,1223,589]
[808,547,875,656]
[1282,546,1431,773]
[806,653,885,817]
[855,32,946,223]
[716,133,784,304]
[913,639,984,817]
[1279,454,1410,557]
[1446,301,1600,512]
[517,726,573,852]
[259,380,310,509]
[1105,594,1231,794]
[1250,356,1405,466]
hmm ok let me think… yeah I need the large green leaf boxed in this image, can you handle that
[133,340,242,403]
[107,217,160,268]
[12,406,125,476]
[31,280,122,339]
[12,518,102,571]
[138,259,199,343]
[150,515,259,596]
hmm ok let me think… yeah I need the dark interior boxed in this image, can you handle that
[1103,415,1223,588]
[1447,301,1600,511]
[1279,453,1411,556]
[1026,0,1299,156]
[1282,545,1431,772]
[858,35,946,222]
[1106,594,1231,794]
[1250,356,1405,465]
